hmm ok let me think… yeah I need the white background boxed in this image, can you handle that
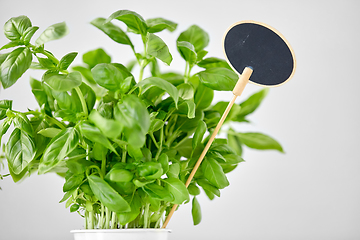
[0,0,359,239]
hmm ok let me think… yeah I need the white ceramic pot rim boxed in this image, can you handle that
[71,229,171,233]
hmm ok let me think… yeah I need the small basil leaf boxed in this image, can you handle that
[107,10,147,36]
[0,41,23,51]
[59,52,78,70]
[177,41,197,65]
[191,196,202,225]
[88,110,123,139]
[177,25,209,52]
[0,100,12,120]
[21,26,39,42]
[146,33,172,65]
[146,18,177,33]
[91,18,133,48]
[37,127,62,138]
[35,22,69,47]
[197,57,232,70]
[162,177,189,204]
[202,157,229,189]
[234,132,284,153]
[235,88,269,121]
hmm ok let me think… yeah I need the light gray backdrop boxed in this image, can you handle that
[0,0,359,239]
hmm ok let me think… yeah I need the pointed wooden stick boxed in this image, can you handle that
[162,67,253,228]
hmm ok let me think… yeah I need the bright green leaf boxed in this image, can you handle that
[194,83,213,110]
[177,41,197,65]
[35,22,69,47]
[192,120,206,149]
[235,88,269,121]
[197,67,239,91]
[43,71,82,91]
[88,110,123,139]
[59,52,78,70]
[192,196,201,225]
[83,48,111,69]
[0,100,12,120]
[146,33,172,65]
[162,177,189,204]
[234,132,284,153]
[177,25,209,52]
[107,10,147,36]
[202,157,229,189]
[4,15,32,41]
[146,18,177,33]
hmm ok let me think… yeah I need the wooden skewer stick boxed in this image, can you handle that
[162,67,253,229]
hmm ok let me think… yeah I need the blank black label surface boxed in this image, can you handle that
[224,22,295,87]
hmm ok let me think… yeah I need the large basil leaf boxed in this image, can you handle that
[177,83,194,100]
[162,177,189,204]
[146,33,172,65]
[118,191,141,225]
[13,113,33,137]
[201,157,229,189]
[177,41,197,65]
[197,67,238,91]
[88,175,131,213]
[177,25,209,52]
[233,132,284,152]
[137,77,179,108]
[91,63,124,91]
[5,128,36,175]
[35,22,69,47]
[4,15,32,41]
[107,10,147,36]
[43,71,82,92]
[143,183,174,202]
[38,127,79,174]
[83,48,111,69]
[0,100,12,120]
[91,18,133,48]
[146,18,177,33]
[0,47,32,89]
[21,26,39,43]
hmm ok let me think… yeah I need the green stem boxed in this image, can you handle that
[45,115,66,130]
[184,62,189,83]
[150,133,160,149]
[111,212,117,229]
[122,145,127,163]
[144,203,150,228]
[155,127,164,160]
[74,86,88,117]
[105,207,111,229]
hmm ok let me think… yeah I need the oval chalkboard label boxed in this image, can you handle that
[223,21,296,87]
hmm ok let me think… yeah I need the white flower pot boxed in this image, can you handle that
[71,229,171,240]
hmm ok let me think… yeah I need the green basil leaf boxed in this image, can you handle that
[227,129,243,156]
[167,163,180,179]
[88,110,123,139]
[0,100,12,120]
[149,119,164,133]
[137,77,179,108]
[79,121,117,153]
[109,169,133,182]
[43,71,82,91]
[37,127,62,138]
[88,175,131,213]
[63,173,84,192]
[212,101,241,123]
[188,183,200,196]
[107,10,147,36]
[184,100,195,118]
[158,153,169,174]
[13,113,33,137]
[146,18,177,33]
[162,177,189,204]
[177,83,194,100]
[21,26,39,42]
[4,15,32,41]
[36,56,56,69]
[234,132,284,153]
[91,18,133,48]
[192,120,206,149]
[194,83,213,110]
[38,127,79,174]
[202,157,229,189]
[91,63,123,91]
[59,52,78,70]
[0,118,12,146]
[197,179,220,198]
[138,162,163,180]
[143,183,174,202]
[197,67,239,91]
[78,82,96,112]
[191,196,202,225]
[177,25,209,52]
[72,66,96,85]
[35,22,69,47]
[0,47,32,89]
[146,33,172,65]
[83,48,111,69]
[177,41,197,65]
[235,89,269,121]
[197,57,232,70]
[118,191,141,225]
[0,41,23,51]
[5,128,36,175]
[114,94,150,142]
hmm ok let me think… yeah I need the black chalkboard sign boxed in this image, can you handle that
[223,21,296,87]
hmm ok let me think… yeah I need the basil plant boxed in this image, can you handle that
[0,10,283,229]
